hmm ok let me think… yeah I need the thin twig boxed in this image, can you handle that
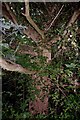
[45,5,64,31]
[57,84,66,97]
[14,42,20,54]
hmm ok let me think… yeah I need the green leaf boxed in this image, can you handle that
[65,63,76,68]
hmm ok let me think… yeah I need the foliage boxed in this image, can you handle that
[1,2,80,120]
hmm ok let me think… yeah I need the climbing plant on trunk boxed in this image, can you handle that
[1,2,80,119]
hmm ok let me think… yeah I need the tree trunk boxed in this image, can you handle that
[29,48,51,115]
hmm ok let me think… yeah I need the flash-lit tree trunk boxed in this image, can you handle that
[2,2,52,115]
[29,48,51,115]
[1,2,80,116]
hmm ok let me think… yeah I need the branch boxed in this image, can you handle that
[10,44,38,56]
[63,8,80,36]
[47,36,61,46]
[2,3,42,42]
[18,48,38,56]
[0,57,36,74]
[45,5,64,31]
[2,3,14,23]
[4,3,18,24]
[67,8,80,27]
[48,8,80,45]
[22,0,44,39]
[23,26,42,42]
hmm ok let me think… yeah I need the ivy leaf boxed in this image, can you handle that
[65,63,76,68]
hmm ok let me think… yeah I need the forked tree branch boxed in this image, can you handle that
[2,3,42,42]
[22,0,44,39]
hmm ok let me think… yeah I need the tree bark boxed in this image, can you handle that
[29,48,51,115]
[0,57,36,74]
